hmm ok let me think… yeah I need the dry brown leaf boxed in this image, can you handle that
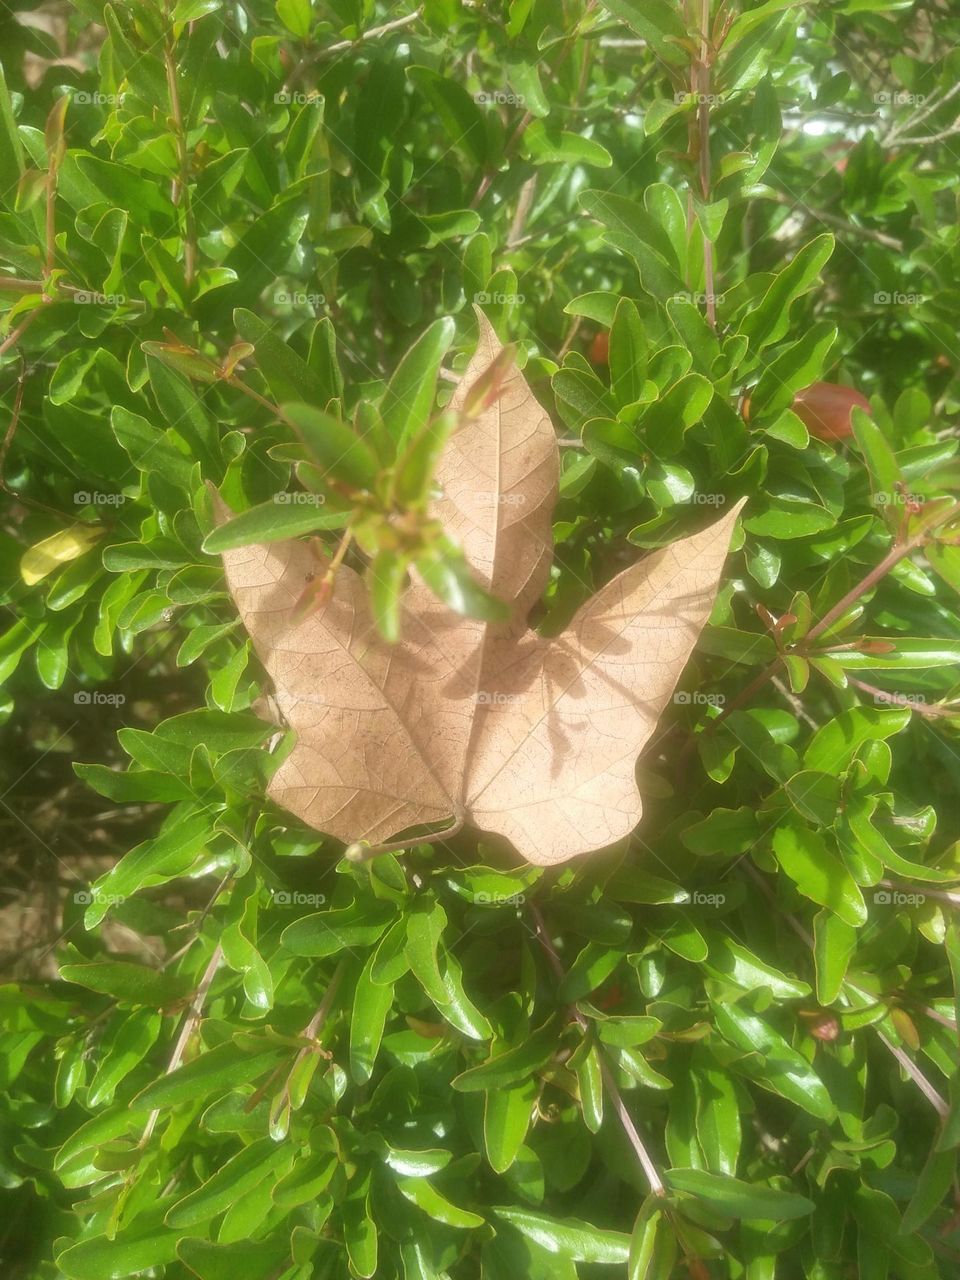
[217,312,744,866]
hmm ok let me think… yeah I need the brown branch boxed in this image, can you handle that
[767,191,904,253]
[139,942,224,1146]
[847,677,960,720]
[164,18,197,286]
[743,865,949,1118]
[528,902,666,1196]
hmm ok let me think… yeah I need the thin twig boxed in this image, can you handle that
[743,865,949,1117]
[139,942,224,1146]
[847,677,960,720]
[163,15,197,286]
[345,810,466,862]
[528,902,666,1196]
[0,309,42,359]
[767,191,904,252]
[695,0,716,329]
[285,8,423,89]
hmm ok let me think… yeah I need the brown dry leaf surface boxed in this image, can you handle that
[219,314,743,865]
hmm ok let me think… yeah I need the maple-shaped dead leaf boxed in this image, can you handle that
[216,312,744,866]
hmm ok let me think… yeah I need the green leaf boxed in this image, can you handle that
[598,0,687,64]
[166,1138,293,1227]
[452,1018,561,1091]
[350,952,394,1083]
[608,298,647,406]
[276,0,312,37]
[380,317,456,447]
[711,1002,835,1120]
[748,322,838,418]
[58,961,192,1007]
[521,122,612,168]
[773,820,867,926]
[738,235,834,350]
[234,308,329,406]
[407,67,488,165]
[131,1042,285,1110]
[804,707,911,773]
[813,909,857,1004]
[484,1076,537,1173]
[397,1176,484,1228]
[57,1226,182,1280]
[665,1168,815,1221]
[282,402,380,490]
[416,539,509,621]
[281,901,397,957]
[175,1239,293,1280]
[901,1144,956,1235]
[203,495,347,551]
[492,1208,631,1263]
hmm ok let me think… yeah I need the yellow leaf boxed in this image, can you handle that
[20,524,103,586]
